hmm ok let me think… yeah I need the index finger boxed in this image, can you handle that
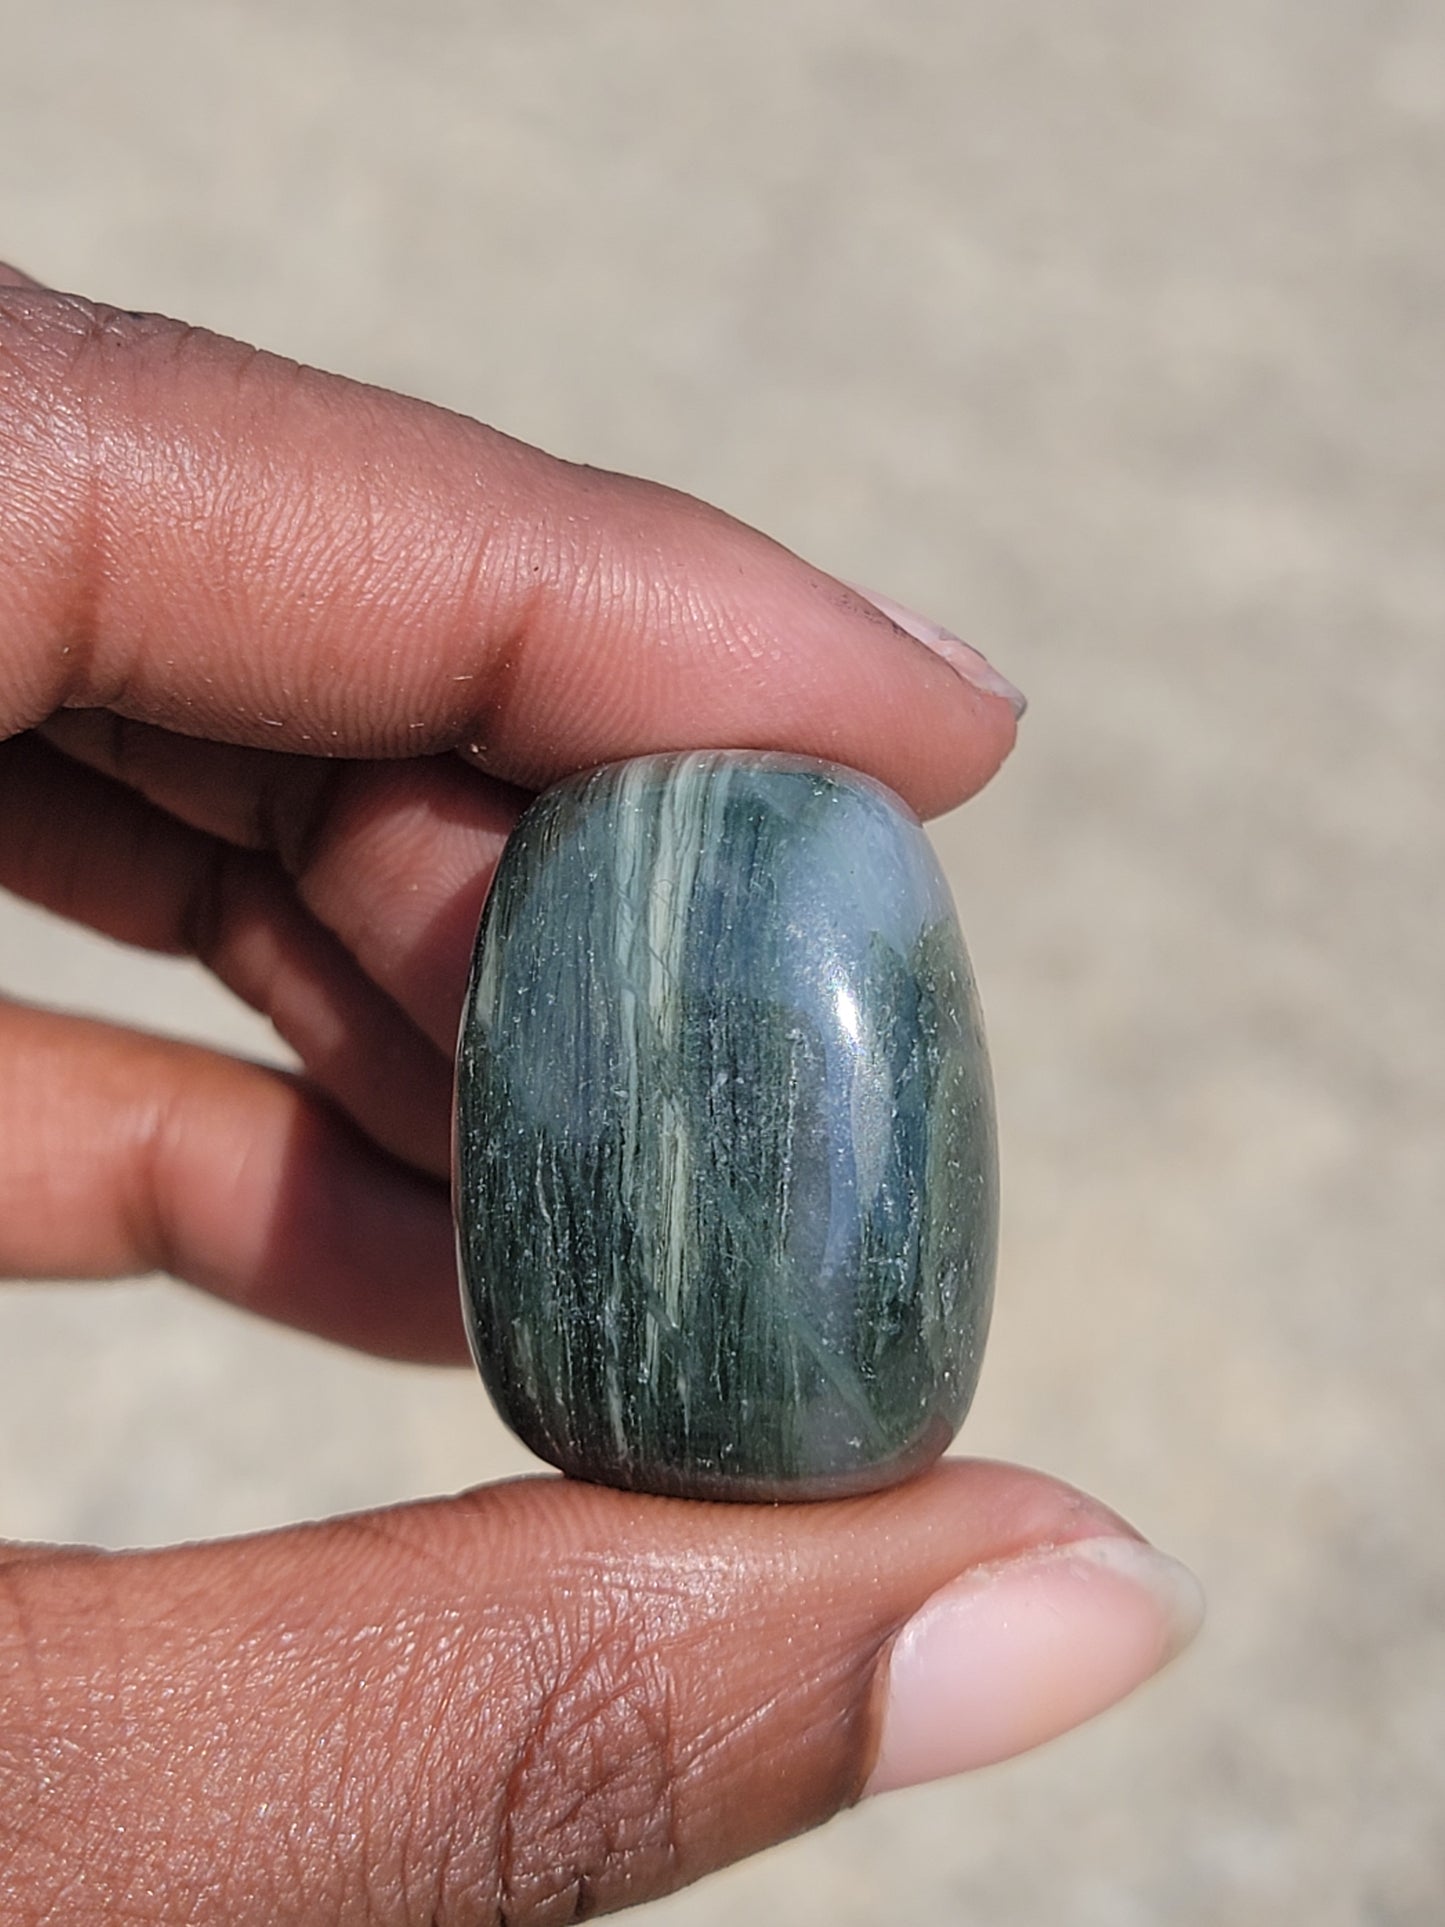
[0,278,1018,816]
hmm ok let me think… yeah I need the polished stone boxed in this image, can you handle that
[455,750,997,1500]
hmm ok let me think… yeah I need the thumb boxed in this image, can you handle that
[0,1463,1201,1923]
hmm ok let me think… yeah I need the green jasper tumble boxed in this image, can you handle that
[455,751,998,1501]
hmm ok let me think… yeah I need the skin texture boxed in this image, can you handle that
[0,267,1143,1924]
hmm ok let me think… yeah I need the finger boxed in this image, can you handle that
[0,285,1020,818]
[36,711,520,1052]
[0,998,465,1362]
[0,261,43,288]
[0,1463,1200,1924]
[0,734,455,1171]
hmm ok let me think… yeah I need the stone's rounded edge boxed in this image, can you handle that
[453,746,998,1503]
[452,764,603,1391]
[452,825,513,1389]
[536,1412,958,1504]
[555,745,927,830]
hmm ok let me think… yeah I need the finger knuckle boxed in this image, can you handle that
[434,1599,685,1927]
[0,288,183,454]
[0,292,199,728]
[493,1610,685,1927]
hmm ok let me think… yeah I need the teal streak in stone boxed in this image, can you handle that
[454,751,997,1501]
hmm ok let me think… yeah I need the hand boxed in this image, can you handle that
[0,266,1201,1925]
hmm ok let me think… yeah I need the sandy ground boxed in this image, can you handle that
[2,3,1442,1920]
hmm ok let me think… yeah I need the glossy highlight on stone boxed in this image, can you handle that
[455,750,997,1501]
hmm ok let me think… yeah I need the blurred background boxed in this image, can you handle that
[2,1,1441,1920]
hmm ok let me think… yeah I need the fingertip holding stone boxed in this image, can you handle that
[845,583,1028,719]
[863,1536,1206,1796]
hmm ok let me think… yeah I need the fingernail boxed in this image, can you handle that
[847,583,1027,719]
[864,1536,1204,1796]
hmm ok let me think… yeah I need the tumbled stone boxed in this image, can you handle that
[454,750,997,1500]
